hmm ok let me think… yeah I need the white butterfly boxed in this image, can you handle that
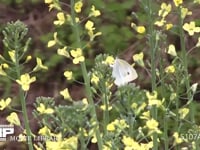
[112,58,138,86]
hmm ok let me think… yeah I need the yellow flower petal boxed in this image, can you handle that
[60,88,72,100]
[6,112,21,126]
[0,98,11,110]
[74,1,83,13]
[16,73,36,91]
[64,71,73,80]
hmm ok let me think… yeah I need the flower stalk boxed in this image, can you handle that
[145,0,158,149]
[70,0,103,149]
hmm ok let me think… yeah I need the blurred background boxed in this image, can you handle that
[0,0,200,149]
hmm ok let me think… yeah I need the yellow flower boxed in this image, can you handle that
[54,12,65,25]
[170,93,177,101]
[44,0,52,4]
[57,46,70,58]
[70,48,85,64]
[131,22,136,28]
[38,126,51,136]
[165,65,175,73]
[158,3,171,18]
[100,105,112,111]
[103,141,112,150]
[89,5,101,17]
[140,111,150,120]
[82,98,88,105]
[16,73,36,91]
[87,30,102,41]
[48,3,61,11]
[173,0,183,7]
[133,52,145,67]
[0,64,7,76]
[165,23,173,30]
[146,119,159,131]
[91,73,99,85]
[106,123,115,131]
[46,136,78,150]
[154,18,166,27]
[2,63,9,69]
[74,1,83,13]
[136,26,146,34]
[0,97,11,110]
[84,20,101,41]
[25,55,32,63]
[135,102,146,115]
[81,98,88,110]
[122,136,140,149]
[91,135,97,143]
[178,108,189,119]
[37,103,54,114]
[64,71,73,80]
[104,56,114,65]
[167,44,177,57]
[146,91,163,107]
[33,57,48,72]
[60,88,72,100]
[6,112,21,126]
[183,21,200,36]
[85,20,95,31]
[140,141,153,150]
[47,32,58,47]
[173,132,183,144]
[181,7,192,19]
[8,50,16,63]
[131,23,146,34]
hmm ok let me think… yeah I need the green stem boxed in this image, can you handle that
[70,0,103,149]
[178,5,195,123]
[178,7,193,122]
[79,127,87,150]
[15,51,33,150]
[102,83,109,134]
[146,0,158,149]
[160,55,169,149]
[177,6,197,149]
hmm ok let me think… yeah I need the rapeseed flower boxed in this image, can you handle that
[133,52,145,67]
[47,32,58,47]
[165,65,175,73]
[0,97,11,110]
[64,71,73,80]
[60,88,72,100]
[183,21,200,36]
[70,48,85,64]
[37,103,54,114]
[173,0,183,7]
[33,57,48,71]
[16,73,36,91]
[74,1,83,13]
[57,46,70,58]
[6,112,21,126]
[54,12,65,25]
[89,5,101,17]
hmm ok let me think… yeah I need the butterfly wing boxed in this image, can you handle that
[112,58,138,86]
[112,59,125,86]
